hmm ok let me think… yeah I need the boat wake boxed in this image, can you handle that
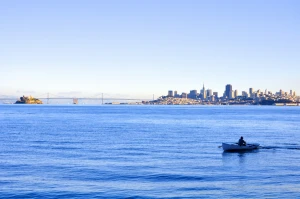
[260,145,300,150]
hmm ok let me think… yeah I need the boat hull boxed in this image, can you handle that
[222,143,260,151]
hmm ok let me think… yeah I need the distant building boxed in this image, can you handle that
[229,91,235,99]
[168,90,173,97]
[279,89,284,96]
[242,91,248,97]
[189,90,198,99]
[207,89,213,97]
[225,84,232,98]
[249,88,253,97]
[260,92,264,96]
[234,90,238,98]
[213,92,218,98]
[181,92,187,99]
[198,93,203,99]
[174,91,178,97]
[202,84,206,100]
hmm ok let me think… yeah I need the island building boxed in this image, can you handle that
[168,90,173,97]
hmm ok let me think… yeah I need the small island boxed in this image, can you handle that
[15,95,43,104]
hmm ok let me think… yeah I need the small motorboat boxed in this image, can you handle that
[222,143,260,151]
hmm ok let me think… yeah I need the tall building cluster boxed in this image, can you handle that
[166,84,298,103]
[167,84,218,102]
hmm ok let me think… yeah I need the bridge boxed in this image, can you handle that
[0,93,153,104]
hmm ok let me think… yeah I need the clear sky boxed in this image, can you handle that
[0,0,299,98]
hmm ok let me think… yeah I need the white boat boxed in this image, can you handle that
[222,143,260,151]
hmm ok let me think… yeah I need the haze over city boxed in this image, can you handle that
[1,0,299,98]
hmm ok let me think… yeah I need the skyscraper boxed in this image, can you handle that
[249,88,253,97]
[234,90,238,98]
[189,90,197,99]
[207,89,213,97]
[229,91,235,99]
[225,84,232,98]
[202,83,206,100]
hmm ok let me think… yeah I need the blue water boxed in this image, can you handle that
[1,105,300,198]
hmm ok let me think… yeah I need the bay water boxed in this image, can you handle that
[1,105,300,198]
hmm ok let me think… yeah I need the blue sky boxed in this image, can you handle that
[0,0,299,98]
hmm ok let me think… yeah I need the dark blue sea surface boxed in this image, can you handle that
[1,105,300,198]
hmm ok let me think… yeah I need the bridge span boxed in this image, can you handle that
[0,94,152,104]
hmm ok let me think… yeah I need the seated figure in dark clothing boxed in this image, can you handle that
[238,136,246,146]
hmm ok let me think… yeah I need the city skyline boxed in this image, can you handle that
[1,1,299,97]
[166,84,297,99]
[0,83,297,100]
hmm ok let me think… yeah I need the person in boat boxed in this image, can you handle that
[238,136,246,146]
